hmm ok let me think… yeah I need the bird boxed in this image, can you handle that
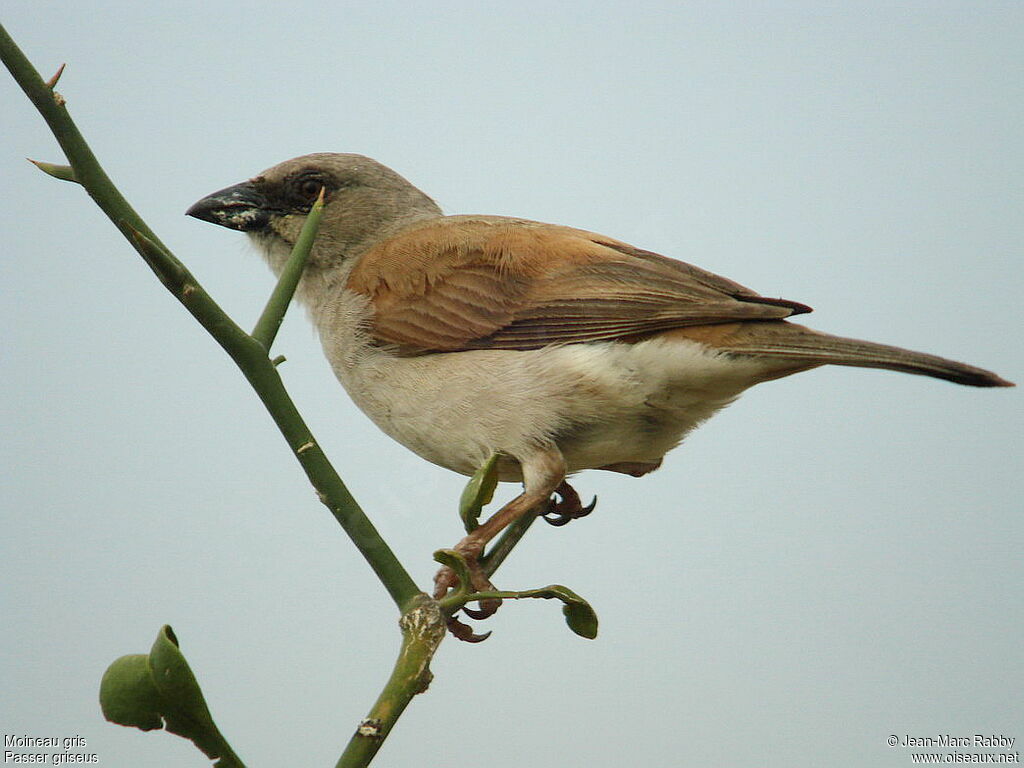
[187,152,1013,625]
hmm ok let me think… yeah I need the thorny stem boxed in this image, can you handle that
[1,20,420,614]
[1,23,553,767]
[1,24,435,768]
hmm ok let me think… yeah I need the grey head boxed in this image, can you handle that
[186,153,443,265]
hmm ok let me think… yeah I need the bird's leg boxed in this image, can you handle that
[541,480,598,527]
[434,446,566,627]
[436,489,549,599]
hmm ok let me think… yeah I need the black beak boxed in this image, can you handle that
[186,181,271,232]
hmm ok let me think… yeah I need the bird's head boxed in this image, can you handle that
[186,153,441,272]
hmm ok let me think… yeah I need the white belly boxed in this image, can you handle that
[321,319,771,481]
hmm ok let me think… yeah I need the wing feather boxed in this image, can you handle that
[348,216,810,354]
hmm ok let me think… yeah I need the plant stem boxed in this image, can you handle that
[0,21,421,612]
[250,189,324,350]
[335,596,446,767]
[2,24,552,767]
[0,23,166,251]
[481,505,540,577]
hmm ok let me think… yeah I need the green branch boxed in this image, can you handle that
[0,21,420,612]
[125,219,421,612]
[0,25,166,251]
[251,188,324,350]
[335,596,446,768]
[2,21,582,767]
[1,22,439,765]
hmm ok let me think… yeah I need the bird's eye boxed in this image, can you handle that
[287,172,328,208]
[297,177,323,200]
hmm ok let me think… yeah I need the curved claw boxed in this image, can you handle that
[447,616,492,643]
[542,494,598,526]
[542,510,572,527]
[462,597,502,620]
[461,605,489,620]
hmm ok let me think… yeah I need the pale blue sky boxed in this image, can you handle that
[2,3,1021,766]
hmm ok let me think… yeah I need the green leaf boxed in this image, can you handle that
[520,585,599,640]
[99,625,246,767]
[433,548,473,602]
[99,654,164,730]
[459,585,599,639]
[562,600,600,640]
[459,453,499,533]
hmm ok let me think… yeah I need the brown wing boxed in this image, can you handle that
[346,216,811,355]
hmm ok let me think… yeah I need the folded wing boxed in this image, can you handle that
[347,216,811,354]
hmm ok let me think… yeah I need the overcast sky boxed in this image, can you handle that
[2,3,1021,767]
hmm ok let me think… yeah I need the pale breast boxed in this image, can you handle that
[315,297,773,480]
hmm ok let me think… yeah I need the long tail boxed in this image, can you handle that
[715,321,1014,388]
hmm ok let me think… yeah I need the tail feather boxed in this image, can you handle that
[718,321,1014,388]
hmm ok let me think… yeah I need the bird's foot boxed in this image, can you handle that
[433,543,503,641]
[541,480,597,527]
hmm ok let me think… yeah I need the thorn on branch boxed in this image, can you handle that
[28,159,78,183]
[45,62,66,89]
[123,223,188,287]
